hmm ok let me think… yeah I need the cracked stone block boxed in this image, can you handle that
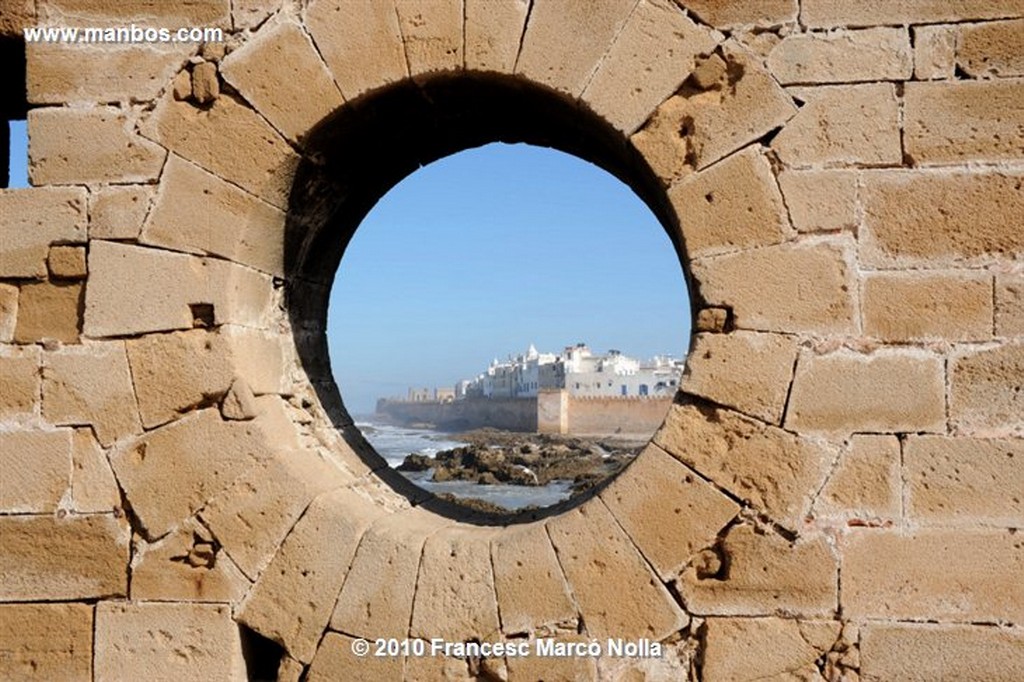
[0,603,93,681]
[506,633,599,681]
[70,427,120,513]
[678,0,798,28]
[307,632,404,682]
[997,273,1024,337]
[464,0,530,73]
[0,188,87,278]
[801,0,1024,28]
[959,19,1024,77]
[0,345,39,417]
[777,169,857,233]
[0,430,71,513]
[861,623,1024,681]
[912,24,956,80]
[394,0,465,79]
[950,342,1024,437]
[14,280,83,344]
[702,617,840,682]
[89,185,151,240]
[862,271,993,342]
[767,27,912,84]
[814,435,901,522]
[40,0,230,27]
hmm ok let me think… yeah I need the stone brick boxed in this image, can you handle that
[905,81,1024,165]
[583,0,720,134]
[655,403,832,526]
[464,0,529,73]
[863,271,994,342]
[0,284,17,342]
[0,187,88,278]
[801,0,1024,28]
[682,331,798,424]
[913,24,956,80]
[331,508,447,639]
[777,169,857,232]
[767,28,912,84]
[306,0,407,101]
[0,514,128,601]
[787,349,946,434]
[27,43,190,104]
[308,632,404,682]
[70,427,120,513]
[40,0,231,27]
[0,345,39,417]
[702,618,840,682]
[678,524,837,617]
[85,241,275,337]
[516,0,637,97]
[950,343,1024,436]
[860,623,1024,682]
[47,245,87,279]
[997,273,1024,337]
[28,107,165,185]
[861,170,1024,267]
[395,0,465,78]
[691,239,856,335]
[142,155,285,275]
[959,19,1024,77]
[0,603,93,681]
[88,185,151,240]
[220,20,343,142]
[814,435,901,522]
[0,0,34,35]
[678,0,798,28]
[0,430,71,513]
[94,602,246,682]
[411,526,502,641]
[546,498,688,640]
[773,83,901,167]
[507,639,598,682]
[668,146,788,257]
[42,342,141,447]
[190,61,219,104]
[13,280,82,344]
[843,529,1024,622]
[141,93,299,208]
[694,306,728,333]
[239,488,383,663]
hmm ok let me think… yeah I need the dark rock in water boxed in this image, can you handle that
[396,453,434,472]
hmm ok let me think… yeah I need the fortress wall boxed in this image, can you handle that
[567,395,672,436]
[377,398,537,433]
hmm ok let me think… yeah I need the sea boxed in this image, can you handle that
[354,419,574,510]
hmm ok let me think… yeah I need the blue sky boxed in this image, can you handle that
[8,121,29,187]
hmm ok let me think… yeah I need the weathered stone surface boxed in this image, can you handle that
[861,623,1024,682]
[517,0,637,97]
[863,271,994,342]
[997,273,1024,337]
[913,24,956,80]
[89,185,152,240]
[395,0,464,78]
[787,349,946,434]
[767,28,912,84]
[0,0,34,35]
[308,632,404,682]
[240,487,383,663]
[860,170,1024,267]
[0,345,39,417]
[679,0,797,28]
[221,378,258,420]
[70,427,120,513]
[655,403,832,526]
[0,603,93,681]
[669,146,788,257]
[0,188,87,278]
[815,435,901,522]
[13,280,83,344]
[950,343,1024,436]
[959,19,1024,77]
[584,0,720,134]
[94,602,246,681]
[232,0,283,29]
[141,93,299,208]
[0,514,128,601]
[28,107,165,185]
[682,331,799,424]
[464,0,529,73]
[842,529,1024,622]
[694,306,728,333]
[306,0,407,100]
[190,61,219,104]
[702,618,840,682]
[0,284,17,342]
[506,634,599,681]
[777,169,857,232]
[801,0,1024,28]
[691,239,856,335]
[221,20,343,142]
[47,245,87,279]
[906,80,1024,165]
[0,430,70,513]
[42,342,141,447]
[546,498,688,640]
[40,0,231,27]
[773,83,901,167]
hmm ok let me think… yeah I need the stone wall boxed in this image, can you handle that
[1,1,1023,680]
[567,395,672,436]
[376,397,539,432]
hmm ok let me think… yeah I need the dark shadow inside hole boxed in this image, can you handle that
[239,624,286,682]
[0,34,28,189]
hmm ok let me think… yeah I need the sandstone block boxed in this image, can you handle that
[94,602,246,682]
[668,146,788,257]
[190,61,219,104]
[40,0,231,27]
[546,498,688,640]
[232,0,283,29]
[89,185,151,240]
[702,618,840,682]
[691,239,856,335]
[13,280,82,344]
[0,345,39,417]
[682,331,799,424]
[42,342,141,447]
[464,0,530,73]
[239,487,384,663]
[861,170,1024,267]
[950,342,1024,436]
[842,528,1024,622]
[0,430,70,513]
[0,603,93,681]
[0,514,128,601]
[516,0,637,97]
[860,623,1024,682]
[774,83,901,167]
[863,271,994,342]
[506,635,598,681]
[29,107,165,185]
[47,245,87,279]
[395,0,464,78]
[777,169,857,232]
[141,93,298,208]
[655,403,832,526]
[0,188,87,277]
[0,284,17,342]
[997,273,1024,337]
[306,0,407,101]
[678,0,797,28]
[814,435,901,522]
[583,0,720,134]
[787,349,946,434]
[308,632,404,682]
[694,306,728,333]
[959,19,1024,77]
[905,81,1024,165]
[221,378,258,420]
[767,28,911,84]
[0,0,34,35]
[801,0,1024,28]
[913,25,956,80]
[70,427,120,513]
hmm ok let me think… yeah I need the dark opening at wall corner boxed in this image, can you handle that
[0,33,28,189]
